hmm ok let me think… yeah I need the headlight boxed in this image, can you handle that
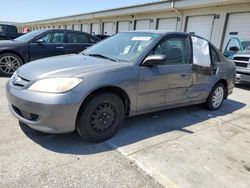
[28,78,83,93]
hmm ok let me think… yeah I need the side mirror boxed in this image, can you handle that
[142,55,166,67]
[36,39,45,44]
[229,46,239,52]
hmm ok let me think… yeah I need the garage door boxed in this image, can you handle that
[186,15,215,40]
[135,20,151,30]
[74,24,81,31]
[157,18,178,32]
[66,25,72,30]
[223,12,250,49]
[103,22,113,35]
[117,21,130,32]
[91,23,100,35]
[81,24,90,33]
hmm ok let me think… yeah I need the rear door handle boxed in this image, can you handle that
[56,46,64,49]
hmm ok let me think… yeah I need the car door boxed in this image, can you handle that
[190,36,217,101]
[64,32,97,54]
[28,31,65,61]
[137,35,193,111]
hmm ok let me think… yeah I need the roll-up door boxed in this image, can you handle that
[103,22,113,35]
[135,20,151,30]
[81,24,90,33]
[223,12,250,49]
[91,23,101,35]
[186,15,215,40]
[117,21,130,32]
[157,18,178,32]
[74,24,81,31]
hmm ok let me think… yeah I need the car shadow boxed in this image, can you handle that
[20,99,246,155]
[235,83,250,91]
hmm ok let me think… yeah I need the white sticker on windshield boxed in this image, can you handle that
[131,37,152,41]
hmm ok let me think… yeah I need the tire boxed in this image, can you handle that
[76,92,125,142]
[0,53,23,77]
[204,82,226,111]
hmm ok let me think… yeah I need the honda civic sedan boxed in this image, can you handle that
[6,31,236,142]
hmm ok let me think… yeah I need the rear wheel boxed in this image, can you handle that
[204,82,225,111]
[0,53,23,77]
[76,92,125,142]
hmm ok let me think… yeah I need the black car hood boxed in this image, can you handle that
[0,40,26,47]
[17,54,130,81]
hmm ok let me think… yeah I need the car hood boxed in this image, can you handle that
[0,40,25,47]
[235,50,250,55]
[17,54,131,81]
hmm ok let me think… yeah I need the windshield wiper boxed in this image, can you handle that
[84,53,118,62]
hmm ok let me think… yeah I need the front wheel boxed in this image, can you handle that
[76,92,125,142]
[204,83,225,111]
[0,53,23,77]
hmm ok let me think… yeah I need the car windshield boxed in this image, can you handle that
[242,40,250,50]
[14,29,46,42]
[83,32,160,62]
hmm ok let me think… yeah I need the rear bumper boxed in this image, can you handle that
[6,81,83,133]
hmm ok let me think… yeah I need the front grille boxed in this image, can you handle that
[233,56,250,62]
[12,75,30,88]
[235,62,248,68]
[12,105,39,121]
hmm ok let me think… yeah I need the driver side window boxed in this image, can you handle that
[152,37,189,64]
[38,32,64,43]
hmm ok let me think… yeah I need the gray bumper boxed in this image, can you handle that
[6,81,84,133]
[236,69,250,83]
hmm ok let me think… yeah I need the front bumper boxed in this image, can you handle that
[236,69,250,83]
[6,81,84,133]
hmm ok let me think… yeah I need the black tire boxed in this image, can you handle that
[0,53,23,77]
[204,82,226,111]
[76,92,125,142]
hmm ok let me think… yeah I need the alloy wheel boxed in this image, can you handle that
[0,55,21,75]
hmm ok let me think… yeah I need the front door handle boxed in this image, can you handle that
[56,46,64,49]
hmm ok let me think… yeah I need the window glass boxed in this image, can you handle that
[210,46,220,63]
[39,32,64,43]
[226,39,240,51]
[0,26,3,32]
[152,37,188,64]
[242,41,250,50]
[84,32,160,62]
[6,26,17,33]
[68,32,89,43]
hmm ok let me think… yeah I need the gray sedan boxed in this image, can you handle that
[6,31,236,142]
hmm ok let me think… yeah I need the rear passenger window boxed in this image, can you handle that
[210,46,220,63]
[68,32,89,43]
[152,37,189,64]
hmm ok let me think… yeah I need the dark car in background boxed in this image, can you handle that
[0,29,100,76]
[223,37,250,58]
[0,24,23,40]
